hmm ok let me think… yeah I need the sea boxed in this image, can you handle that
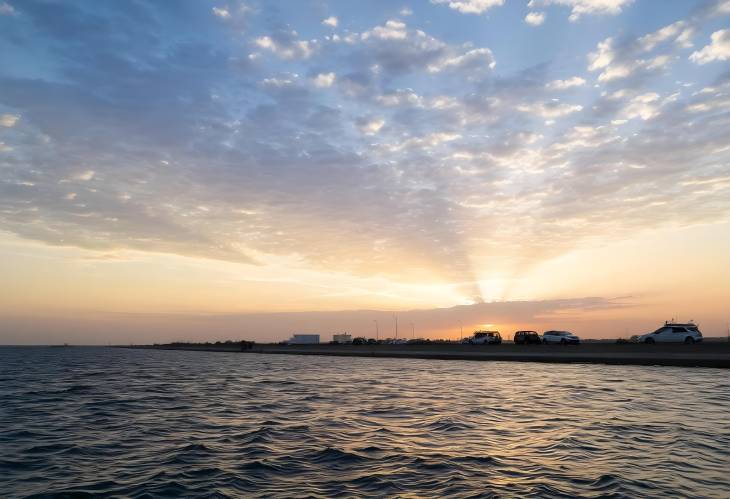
[1,346,728,498]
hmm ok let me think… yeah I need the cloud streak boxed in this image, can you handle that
[0,296,632,344]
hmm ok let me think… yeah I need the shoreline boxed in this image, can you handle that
[117,342,730,368]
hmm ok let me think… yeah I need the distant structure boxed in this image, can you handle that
[332,333,352,344]
[288,334,320,344]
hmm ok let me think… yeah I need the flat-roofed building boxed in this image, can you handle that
[332,333,352,344]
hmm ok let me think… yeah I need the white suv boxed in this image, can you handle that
[638,322,703,344]
[542,330,580,344]
[469,331,502,345]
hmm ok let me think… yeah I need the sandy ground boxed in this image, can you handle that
[128,341,730,368]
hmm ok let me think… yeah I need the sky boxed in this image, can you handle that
[1,0,729,344]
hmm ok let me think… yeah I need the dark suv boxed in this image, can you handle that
[514,330,541,344]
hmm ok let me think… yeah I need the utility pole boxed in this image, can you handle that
[394,314,398,340]
[410,322,415,339]
[374,319,379,341]
[459,320,463,341]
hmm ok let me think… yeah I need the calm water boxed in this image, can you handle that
[1,347,728,498]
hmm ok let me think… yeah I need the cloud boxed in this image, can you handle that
[517,101,583,118]
[356,117,385,135]
[75,170,96,181]
[545,76,585,90]
[212,6,230,19]
[361,19,408,41]
[377,89,424,107]
[585,8,730,87]
[322,16,338,27]
[548,124,619,153]
[618,92,661,120]
[255,33,316,60]
[684,85,730,113]
[1,0,729,308]
[0,2,15,15]
[261,76,296,87]
[384,131,461,152]
[427,47,496,73]
[375,89,460,111]
[588,37,615,71]
[330,19,496,85]
[431,0,505,15]
[638,20,695,51]
[528,0,633,22]
[525,11,546,26]
[212,3,250,22]
[353,20,451,77]
[711,0,730,15]
[587,35,674,83]
[690,29,730,64]
[598,54,670,82]
[400,7,414,16]
[311,72,336,88]
[0,113,19,127]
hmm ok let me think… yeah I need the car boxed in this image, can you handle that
[542,330,580,344]
[637,321,703,344]
[383,338,408,345]
[469,331,502,345]
[352,337,368,345]
[513,330,541,344]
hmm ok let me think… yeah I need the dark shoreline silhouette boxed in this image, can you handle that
[117,341,730,368]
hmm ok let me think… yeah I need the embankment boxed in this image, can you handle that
[120,341,730,368]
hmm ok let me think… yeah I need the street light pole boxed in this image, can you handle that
[459,320,463,341]
[394,314,398,340]
[410,322,415,339]
[374,319,379,341]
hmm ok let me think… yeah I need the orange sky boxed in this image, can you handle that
[2,220,728,344]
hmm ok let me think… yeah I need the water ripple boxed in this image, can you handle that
[0,346,728,498]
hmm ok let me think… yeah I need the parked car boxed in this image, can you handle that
[469,331,502,345]
[637,322,703,344]
[352,337,368,345]
[367,338,378,345]
[513,330,541,344]
[542,330,580,344]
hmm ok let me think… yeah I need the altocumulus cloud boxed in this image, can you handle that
[0,0,729,296]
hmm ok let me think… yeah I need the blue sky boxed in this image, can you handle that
[1,1,730,342]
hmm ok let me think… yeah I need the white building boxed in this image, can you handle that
[288,334,320,344]
[332,333,352,344]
